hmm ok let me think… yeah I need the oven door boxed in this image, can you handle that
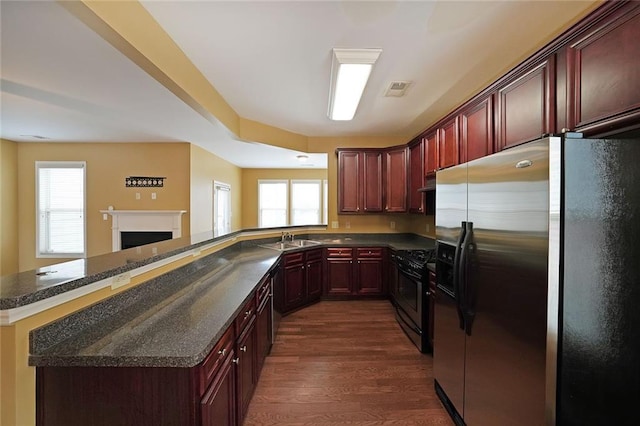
[394,268,426,352]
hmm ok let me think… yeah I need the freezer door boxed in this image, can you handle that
[463,139,552,426]
[436,163,467,246]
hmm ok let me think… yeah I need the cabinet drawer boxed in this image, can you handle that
[235,297,256,335]
[356,247,383,258]
[326,247,353,258]
[256,276,271,308]
[199,326,234,396]
[283,252,304,266]
[306,248,323,262]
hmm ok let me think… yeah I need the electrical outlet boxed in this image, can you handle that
[111,272,131,290]
[135,192,141,200]
[426,223,431,233]
[103,213,108,221]
[151,192,156,200]
[390,221,396,230]
[345,221,351,229]
[331,221,339,229]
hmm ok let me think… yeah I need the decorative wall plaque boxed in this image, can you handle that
[125,176,165,188]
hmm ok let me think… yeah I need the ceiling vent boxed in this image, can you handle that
[384,81,411,97]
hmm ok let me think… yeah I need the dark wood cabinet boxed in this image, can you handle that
[460,95,494,162]
[423,131,439,175]
[355,248,384,295]
[566,6,640,135]
[438,117,460,168]
[201,349,237,426]
[282,250,322,313]
[388,251,398,303]
[325,248,354,297]
[235,317,256,426]
[384,147,408,212]
[337,150,382,213]
[408,140,425,213]
[325,247,385,297]
[497,57,555,150]
[255,278,272,379]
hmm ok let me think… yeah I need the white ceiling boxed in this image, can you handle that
[1,0,600,169]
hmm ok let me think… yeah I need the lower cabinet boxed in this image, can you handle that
[325,247,386,297]
[427,270,436,350]
[255,278,272,378]
[201,351,237,426]
[235,317,256,425]
[282,249,323,313]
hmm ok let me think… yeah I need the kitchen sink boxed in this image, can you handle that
[259,239,322,251]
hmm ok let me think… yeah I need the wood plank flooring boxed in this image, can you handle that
[244,300,454,426]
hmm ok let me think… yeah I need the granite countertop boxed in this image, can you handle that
[1,230,433,310]
[28,233,435,368]
[29,245,281,368]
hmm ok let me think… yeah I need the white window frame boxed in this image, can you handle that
[258,179,289,228]
[213,180,232,237]
[323,179,328,225]
[291,179,323,226]
[35,161,87,258]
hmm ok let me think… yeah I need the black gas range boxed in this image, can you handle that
[391,248,435,353]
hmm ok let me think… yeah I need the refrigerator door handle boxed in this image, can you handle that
[452,222,467,331]
[459,222,474,336]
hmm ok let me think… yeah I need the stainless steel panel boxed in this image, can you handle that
[463,139,552,426]
[433,288,466,416]
[436,163,467,245]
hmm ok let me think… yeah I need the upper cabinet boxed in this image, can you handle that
[566,6,640,134]
[438,117,460,168]
[337,150,383,214]
[384,147,408,213]
[423,131,439,175]
[496,57,555,150]
[460,95,494,162]
[408,139,425,213]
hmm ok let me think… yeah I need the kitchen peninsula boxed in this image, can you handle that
[1,227,434,425]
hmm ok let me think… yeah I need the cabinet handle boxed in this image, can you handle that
[218,348,226,356]
[244,310,252,318]
[232,358,240,364]
[240,345,247,352]
[368,251,371,254]
[358,260,361,264]
[350,261,353,264]
[302,265,305,269]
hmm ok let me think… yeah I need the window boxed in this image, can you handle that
[291,180,321,225]
[213,181,231,237]
[258,180,288,227]
[258,179,327,227]
[36,161,86,258]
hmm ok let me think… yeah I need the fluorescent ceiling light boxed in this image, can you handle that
[328,48,382,121]
[296,154,309,163]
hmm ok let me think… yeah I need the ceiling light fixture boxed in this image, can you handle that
[328,48,382,121]
[296,154,309,163]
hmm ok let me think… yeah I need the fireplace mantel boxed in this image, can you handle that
[100,210,187,252]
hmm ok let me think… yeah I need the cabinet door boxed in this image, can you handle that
[460,95,494,163]
[306,257,323,301]
[423,131,439,175]
[255,295,272,379]
[497,57,555,150]
[362,151,383,212]
[201,351,236,426]
[325,259,354,296]
[337,151,360,213]
[236,320,256,426]
[355,258,384,295]
[438,117,460,169]
[567,7,640,134]
[408,140,425,213]
[384,147,408,212]
[283,263,305,311]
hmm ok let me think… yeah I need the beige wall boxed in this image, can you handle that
[16,142,191,272]
[190,144,243,234]
[241,168,329,228]
[1,139,19,275]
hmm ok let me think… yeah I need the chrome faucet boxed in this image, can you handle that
[281,231,294,242]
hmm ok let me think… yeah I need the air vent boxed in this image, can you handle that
[384,81,411,97]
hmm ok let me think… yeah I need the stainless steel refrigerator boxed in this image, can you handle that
[434,134,640,425]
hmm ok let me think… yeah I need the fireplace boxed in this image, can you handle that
[121,231,173,250]
[100,210,187,252]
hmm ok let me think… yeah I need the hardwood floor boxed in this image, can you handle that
[244,300,454,426]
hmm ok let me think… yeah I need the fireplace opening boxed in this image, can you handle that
[121,231,172,250]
